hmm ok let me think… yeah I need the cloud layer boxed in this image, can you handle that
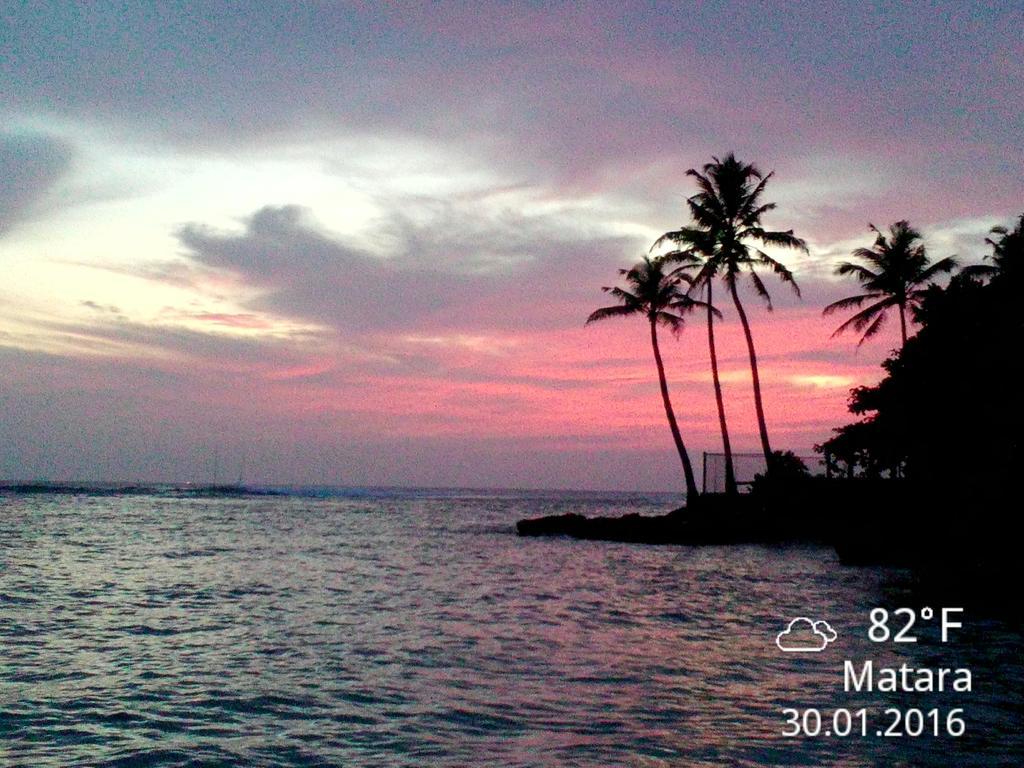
[1,2,1019,489]
[0,132,74,233]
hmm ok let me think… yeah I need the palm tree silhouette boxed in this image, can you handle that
[654,231,738,494]
[658,153,805,471]
[824,221,957,347]
[586,255,715,502]
[961,214,1022,283]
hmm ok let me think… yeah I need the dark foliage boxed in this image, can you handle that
[750,450,811,498]
[818,217,1023,498]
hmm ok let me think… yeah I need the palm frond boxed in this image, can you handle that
[823,292,881,315]
[834,261,880,282]
[605,286,639,305]
[916,255,958,283]
[672,295,722,319]
[683,259,719,297]
[665,267,698,286]
[653,226,709,252]
[747,202,777,221]
[747,227,808,253]
[856,312,887,346]
[686,198,721,230]
[752,248,801,296]
[585,304,638,325]
[747,169,772,200]
[829,297,892,338]
[747,269,773,310]
[959,263,998,279]
[658,249,703,269]
[654,310,686,336]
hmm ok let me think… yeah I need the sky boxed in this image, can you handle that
[1,1,1021,491]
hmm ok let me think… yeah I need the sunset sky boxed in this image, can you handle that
[2,2,1021,491]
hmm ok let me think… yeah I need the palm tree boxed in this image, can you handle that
[654,231,738,494]
[586,255,714,502]
[824,221,958,347]
[660,153,805,470]
[961,214,1023,283]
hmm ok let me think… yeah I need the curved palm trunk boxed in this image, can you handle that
[649,319,699,502]
[706,281,737,494]
[894,299,910,473]
[727,279,773,467]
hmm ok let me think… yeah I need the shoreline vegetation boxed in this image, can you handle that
[520,153,1022,572]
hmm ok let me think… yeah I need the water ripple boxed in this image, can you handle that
[2,490,1022,767]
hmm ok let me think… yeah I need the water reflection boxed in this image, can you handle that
[1,490,1021,767]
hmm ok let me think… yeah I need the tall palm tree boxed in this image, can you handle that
[660,153,805,470]
[961,214,1023,283]
[586,255,714,502]
[824,221,958,347]
[653,232,738,494]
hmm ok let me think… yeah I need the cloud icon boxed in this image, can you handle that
[776,617,837,652]
[813,620,837,643]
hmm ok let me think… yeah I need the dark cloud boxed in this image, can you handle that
[80,300,124,316]
[0,132,74,233]
[173,204,501,331]
[4,3,1019,205]
[171,202,637,333]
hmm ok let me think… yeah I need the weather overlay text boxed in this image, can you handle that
[777,608,971,739]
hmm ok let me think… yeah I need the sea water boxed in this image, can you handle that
[1,487,1021,767]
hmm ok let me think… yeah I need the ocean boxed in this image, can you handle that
[1,486,1021,767]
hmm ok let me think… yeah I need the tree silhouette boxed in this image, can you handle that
[586,256,714,502]
[824,220,957,347]
[654,230,738,494]
[820,258,1020,490]
[961,214,1023,284]
[659,153,805,470]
